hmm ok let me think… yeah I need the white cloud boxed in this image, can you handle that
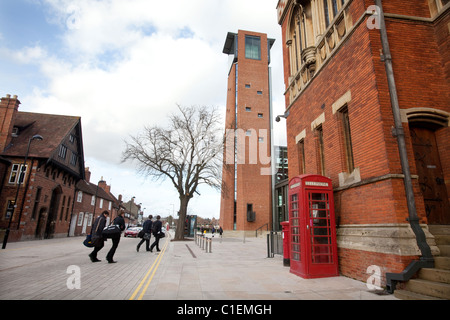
[0,45,47,64]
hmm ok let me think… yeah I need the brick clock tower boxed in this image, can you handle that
[220,30,276,235]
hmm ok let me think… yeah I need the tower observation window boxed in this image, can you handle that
[245,35,261,60]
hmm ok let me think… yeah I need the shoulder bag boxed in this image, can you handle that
[102,218,122,238]
[83,234,94,247]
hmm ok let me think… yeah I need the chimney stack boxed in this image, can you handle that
[98,179,111,194]
[0,94,21,151]
[84,167,91,182]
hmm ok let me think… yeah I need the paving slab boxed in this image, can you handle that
[0,231,398,302]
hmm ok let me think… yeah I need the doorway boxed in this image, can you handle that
[410,125,450,224]
[45,186,62,239]
[35,207,47,239]
[69,213,77,236]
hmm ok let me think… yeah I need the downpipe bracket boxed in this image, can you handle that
[391,126,404,137]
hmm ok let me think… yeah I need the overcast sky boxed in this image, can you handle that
[0,0,287,220]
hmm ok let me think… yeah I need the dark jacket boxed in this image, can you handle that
[142,219,153,233]
[106,215,126,240]
[113,215,126,231]
[152,220,162,237]
[91,215,107,239]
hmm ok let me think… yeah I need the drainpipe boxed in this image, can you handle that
[374,0,434,293]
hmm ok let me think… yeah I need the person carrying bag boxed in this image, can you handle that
[104,210,126,263]
[150,215,163,252]
[137,215,153,252]
[88,211,109,262]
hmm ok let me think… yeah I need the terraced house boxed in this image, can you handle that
[0,94,85,242]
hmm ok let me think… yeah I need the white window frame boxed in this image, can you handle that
[77,212,84,226]
[77,191,83,202]
[8,164,28,184]
[87,213,93,226]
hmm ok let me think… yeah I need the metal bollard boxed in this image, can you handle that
[206,237,212,253]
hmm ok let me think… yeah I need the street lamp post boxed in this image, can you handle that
[2,134,43,249]
[137,202,142,226]
[129,196,135,228]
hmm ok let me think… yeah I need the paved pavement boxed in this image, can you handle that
[0,231,398,302]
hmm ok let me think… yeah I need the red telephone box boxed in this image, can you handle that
[288,174,339,278]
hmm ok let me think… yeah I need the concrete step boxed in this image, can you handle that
[434,235,450,246]
[394,289,444,300]
[394,225,450,300]
[428,225,450,235]
[438,245,450,257]
[405,278,450,300]
[435,256,450,270]
[419,268,450,284]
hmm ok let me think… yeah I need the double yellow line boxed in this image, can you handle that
[129,235,170,300]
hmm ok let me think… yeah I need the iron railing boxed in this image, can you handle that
[255,223,269,237]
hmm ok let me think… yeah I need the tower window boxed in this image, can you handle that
[245,35,261,60]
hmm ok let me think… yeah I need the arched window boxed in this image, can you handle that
[284,0,352,104]
[286,1,316,78]
[287,7,301,75]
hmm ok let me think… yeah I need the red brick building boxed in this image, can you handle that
[70,168,118,236]
[220,30,276,235]
[0,94,85,241]
[277,0,449,291]
[0,94,142,244]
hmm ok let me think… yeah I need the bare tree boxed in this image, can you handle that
[122,105,223,240]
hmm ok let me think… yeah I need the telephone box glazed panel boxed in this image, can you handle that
[288,175,339,278]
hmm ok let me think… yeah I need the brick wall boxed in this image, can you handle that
[279,0,449,283]
[0,95,20,151]
[0,158,78,240]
